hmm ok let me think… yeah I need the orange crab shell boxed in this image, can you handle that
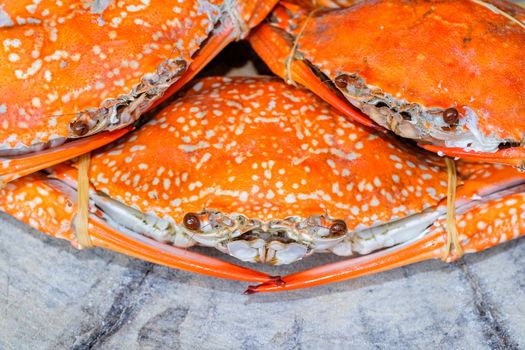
[294,0,525,143]
[0,173,76,241]
[0,0,222,149]
[88,76,449,230]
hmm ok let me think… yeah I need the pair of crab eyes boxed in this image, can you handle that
[182,213,348,235]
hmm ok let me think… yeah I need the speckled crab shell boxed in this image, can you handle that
[250,0,525,160]
[59,76,451,263]
[0,0,276,156]
[89,76,448,225]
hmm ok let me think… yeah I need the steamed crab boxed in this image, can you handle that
[250,0,525,167]
[2,77,524,292]
[0,0,277,184]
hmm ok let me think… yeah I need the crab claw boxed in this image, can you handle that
[89,218,271,282]
[244,232,443,293]
[419,144,525,169]
[247,164,525,293]
[0,127,132,185]
[248,4,379,130]
[0,173,272,283]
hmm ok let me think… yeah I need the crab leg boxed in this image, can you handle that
[419,144,525,169]
[247,166,525,293]
[151,0,279,110]
[0,127,132,186]
[0,174,272,283]
[148,21,237,111]
[249,14,378,130]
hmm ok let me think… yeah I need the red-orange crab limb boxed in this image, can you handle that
[0,0,278,184]
[248,163,525,292]
[2,77,525,292]
[0,172,271,282]
[248,2,378,130]
[250,0,525,167]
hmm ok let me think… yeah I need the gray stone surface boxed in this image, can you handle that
[1,211,524,350]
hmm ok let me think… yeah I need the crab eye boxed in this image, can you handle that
[334,74,350,89]
[329,220,347,236]
[333,73,366,96]
[183,213,201,231]
[442,108,459,125]
[70,120,90,136]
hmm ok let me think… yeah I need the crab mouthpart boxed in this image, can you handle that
[333,72,505,153]
[55,176,452,266]
[67,59,189,139]
[90,192,354,265]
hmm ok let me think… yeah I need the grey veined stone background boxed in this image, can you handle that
[1,1,525,348]
[2,210,525,349]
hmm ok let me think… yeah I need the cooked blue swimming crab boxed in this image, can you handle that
[250,0,525,167]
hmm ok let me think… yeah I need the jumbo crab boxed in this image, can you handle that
[250,0,525,167]
[0,0,277,184]
[1,77,524,292]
